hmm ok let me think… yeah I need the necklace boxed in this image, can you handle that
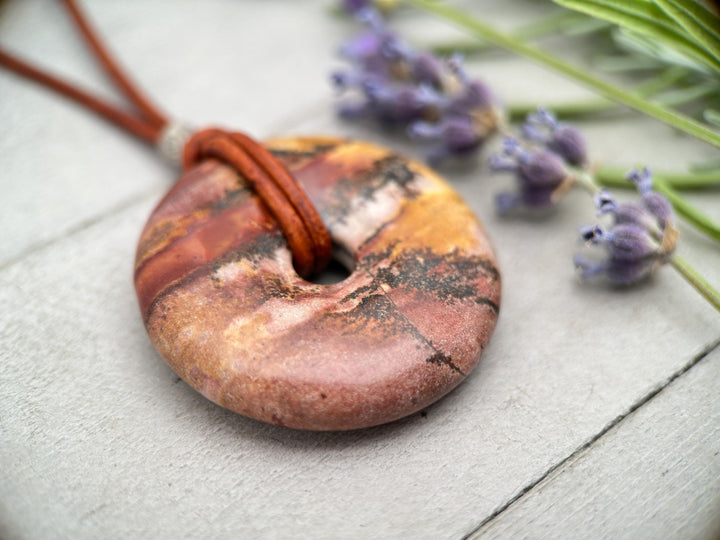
[0,0,501,430]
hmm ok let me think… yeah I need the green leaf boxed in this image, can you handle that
[652,82,717,105]
[704,109,720,128]
[690,155,720,172]
[552,0,720,71]
[611,28,714,73]
[562,17,613,35]
[592,55,665,72]
[654,0,720,59]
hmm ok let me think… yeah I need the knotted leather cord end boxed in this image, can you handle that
[183,129,332,278]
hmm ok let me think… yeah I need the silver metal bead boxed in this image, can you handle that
[157,121,195,167]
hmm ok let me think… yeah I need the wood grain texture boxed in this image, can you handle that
[473,346,720,540]
[2,0,720,538]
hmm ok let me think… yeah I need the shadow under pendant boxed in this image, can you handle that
[134,136,501,430]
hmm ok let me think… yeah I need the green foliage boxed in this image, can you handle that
[552,0,720,73]
[551,0,720,143]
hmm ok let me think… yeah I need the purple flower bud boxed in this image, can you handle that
[523,108,587,166]
[625,167,653,194]
[501,137,523,156]
[407,121,441,140]
[518,150,567,189]
[448,80,495,114]
[547,125,587,166]
[604,258,657,285]
[613,201,663,237]
[604,224,659,261]
[576,166,677,286]
[522,108,556,142]
[642,191,673,227]
[580,224,604,243]
[623,167,674,227]
[594,190,617,215]
[575,222,666,285]
[379,35,408,61]
[354,6,385,29]
[444,54,495,113]
[340,32,383,62]
[411,52,445,89]
[336,100,370,119]
[341,0,372,14]
[447,53,469,83]
[575,255,656,285]
[488,153,516,173]
[364,81,442,125]
[409,116,483,165]
[490,141,571,214]
[445,119,482,153]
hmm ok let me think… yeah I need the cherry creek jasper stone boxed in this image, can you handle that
[134,137,501,430]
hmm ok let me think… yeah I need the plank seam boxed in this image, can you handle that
[0,188,160,273]
[463,335,720,539]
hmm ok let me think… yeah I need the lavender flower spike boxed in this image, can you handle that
[594,188,664,240]
[523,108,588,166]
[363,81,444,126]
[340,0,399,16]
[626,167,674,227]
[575,224,662,285]
[445,54,495,114]
[408,116,483,165]
[490,138,573,214]
[332,6,495,163]
[575,167,679,285]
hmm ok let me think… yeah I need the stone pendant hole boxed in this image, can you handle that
[307,247,355,285]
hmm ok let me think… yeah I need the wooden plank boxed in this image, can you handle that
[1,1,720,538]
[473,346,720,540]
[1,151,718,538]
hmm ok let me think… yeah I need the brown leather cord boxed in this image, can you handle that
[60,0,167,129]
[0,0,331,277]
[0,49,164,144]
[184,129,332,277]
[230,132,332,270]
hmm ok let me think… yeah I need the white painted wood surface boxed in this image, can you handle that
[1,1,719,539]
[474,347,720,540]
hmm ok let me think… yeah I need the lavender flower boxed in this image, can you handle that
[445,54,496,113]
[408,115,483,165]
[340,0,399,15]
[332,9,498,163]
[339,80,444,126]
[523,108,588,166]
[341,0,372,15]
[626,167,673,226]
[575,169,678,285]
[338,12,404,81]
[490,138,573,214]
[338,9,440,88]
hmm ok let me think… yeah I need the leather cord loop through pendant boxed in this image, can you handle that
[183,129,332,278]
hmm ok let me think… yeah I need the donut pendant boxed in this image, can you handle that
[134,137,501,430]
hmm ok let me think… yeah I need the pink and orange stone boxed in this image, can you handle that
[134,137,501,430]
